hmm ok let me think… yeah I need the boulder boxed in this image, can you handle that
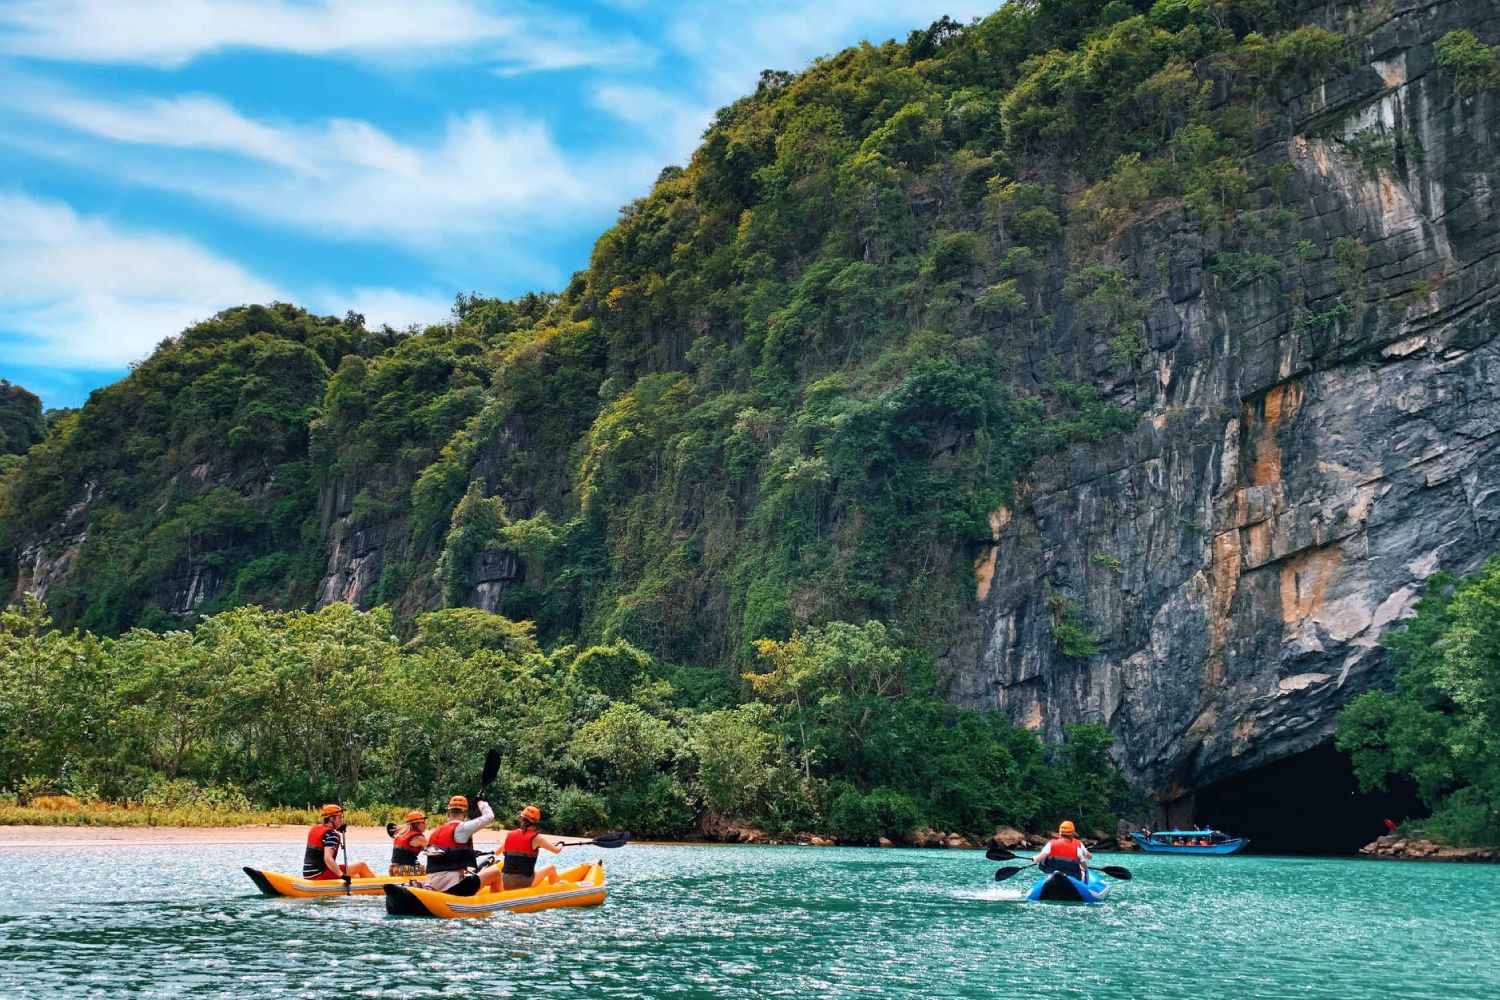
[992,825,1028,848]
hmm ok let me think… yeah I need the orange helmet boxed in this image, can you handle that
[447,795,469,811]
[320,803,343,818]
[404,811,425,823]
[521,805,542,823]
[1058,820,1076,835]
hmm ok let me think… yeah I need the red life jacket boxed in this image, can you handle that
[501,827,539,877]
[426,820,478,873]
[303,822,339,877]
[1047,837,1081,861]
[391,827,424,867]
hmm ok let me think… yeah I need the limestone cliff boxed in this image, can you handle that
[949,0,1500,801]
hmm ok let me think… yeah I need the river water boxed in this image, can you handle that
[1,842,1494,997]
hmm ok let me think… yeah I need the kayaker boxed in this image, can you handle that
[500,804,564,890]
[1033,819,1091,880]
[303,804,376,880]
[389,811,428,876]
[423,795,503,896]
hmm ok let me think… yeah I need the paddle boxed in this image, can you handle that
[550,831,632,849]
[468,749,503,819]
[986,845,1133,880]
[339,810,353,896]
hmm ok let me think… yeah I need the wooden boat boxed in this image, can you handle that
[1128,829,1248,854]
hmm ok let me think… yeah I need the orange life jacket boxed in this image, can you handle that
[502,827,539,877]
[303,822,339,876]
[391,827,424,867]
[426,819,478,873]
[1047,837,1081,861]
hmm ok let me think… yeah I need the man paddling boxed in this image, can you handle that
[1033,819,1091,880]
[423,795,504,896]
[303,804,376,881]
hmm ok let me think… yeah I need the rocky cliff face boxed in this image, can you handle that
[950,0,1500,802]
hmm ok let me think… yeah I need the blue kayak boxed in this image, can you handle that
[1027,869,1111,903]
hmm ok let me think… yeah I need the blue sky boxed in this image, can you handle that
[0,0,993,408]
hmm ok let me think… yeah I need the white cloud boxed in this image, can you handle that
[0,0,632,72]
[15,84,658,254]
[27,89,320,173]
[318,287,455,332]
[0,191,453,373]
[661,0,996,99]
[0,191,284,368]
[592,83,711,160]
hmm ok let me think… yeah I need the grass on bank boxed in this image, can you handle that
[0,795,397,828]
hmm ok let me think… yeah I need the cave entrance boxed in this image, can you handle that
[1188,742,1424,855]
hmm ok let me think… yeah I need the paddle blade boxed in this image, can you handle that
[593,831,632,849]
[481,749,502,788]
[385,823,397,838]
[1099,865,1133,881]
[993,866,1027,882]
[985,846,1019,862]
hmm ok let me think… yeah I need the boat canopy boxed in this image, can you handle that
[1148,829,1230,837]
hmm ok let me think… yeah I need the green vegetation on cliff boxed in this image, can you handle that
[0,381,46,464]
[1337,558,1500,847]
[0,0,1378,824]
[0,0,1356,663]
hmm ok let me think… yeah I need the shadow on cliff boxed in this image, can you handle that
[1191,743,1424,855]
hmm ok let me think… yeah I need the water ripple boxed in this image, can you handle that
[1,844,1494,997]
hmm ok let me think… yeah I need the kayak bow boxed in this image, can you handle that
[243,867,418,898]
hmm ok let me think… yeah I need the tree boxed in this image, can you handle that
[0,381,46,457]
[1337,559,1500,845]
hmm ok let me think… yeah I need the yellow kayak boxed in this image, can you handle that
[243,866,420,898]
[383,862,606,918]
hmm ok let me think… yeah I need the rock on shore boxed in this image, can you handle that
[1360,834,1498,862]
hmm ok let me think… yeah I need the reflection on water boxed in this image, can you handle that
[0,843,1494,997]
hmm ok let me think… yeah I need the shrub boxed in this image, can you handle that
[1436,30,1500,94]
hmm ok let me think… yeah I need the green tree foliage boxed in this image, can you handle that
[1435,29,1500,94]
[1337,559,1500,846]
[0,603,1127,839]
[0,305,396,632]
[0,381,46,457]
[0,0,1361,837]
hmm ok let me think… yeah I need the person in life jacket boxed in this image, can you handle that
[1033,819,1092,880]
[499,804,564,891]
[423,795,501,896]
[302,804,376,880]
[389,811,428,877]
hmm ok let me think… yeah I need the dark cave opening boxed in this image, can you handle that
[1189,743,1425,855]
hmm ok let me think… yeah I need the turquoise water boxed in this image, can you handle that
[1,843,1495,997]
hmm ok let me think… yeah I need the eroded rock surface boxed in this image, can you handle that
[950,0,1500,801]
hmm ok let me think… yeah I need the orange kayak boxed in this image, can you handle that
[383,862,606,918]
[243,867,419,898]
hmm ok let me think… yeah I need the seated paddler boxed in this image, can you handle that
[500,804,564,890]
[423,795,503,896]
[1033,819,1092,880]
[303,803,375,880]
[389,810,428,876]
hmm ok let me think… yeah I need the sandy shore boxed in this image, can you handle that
[0,825,708,850]
[0,824,403,848]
